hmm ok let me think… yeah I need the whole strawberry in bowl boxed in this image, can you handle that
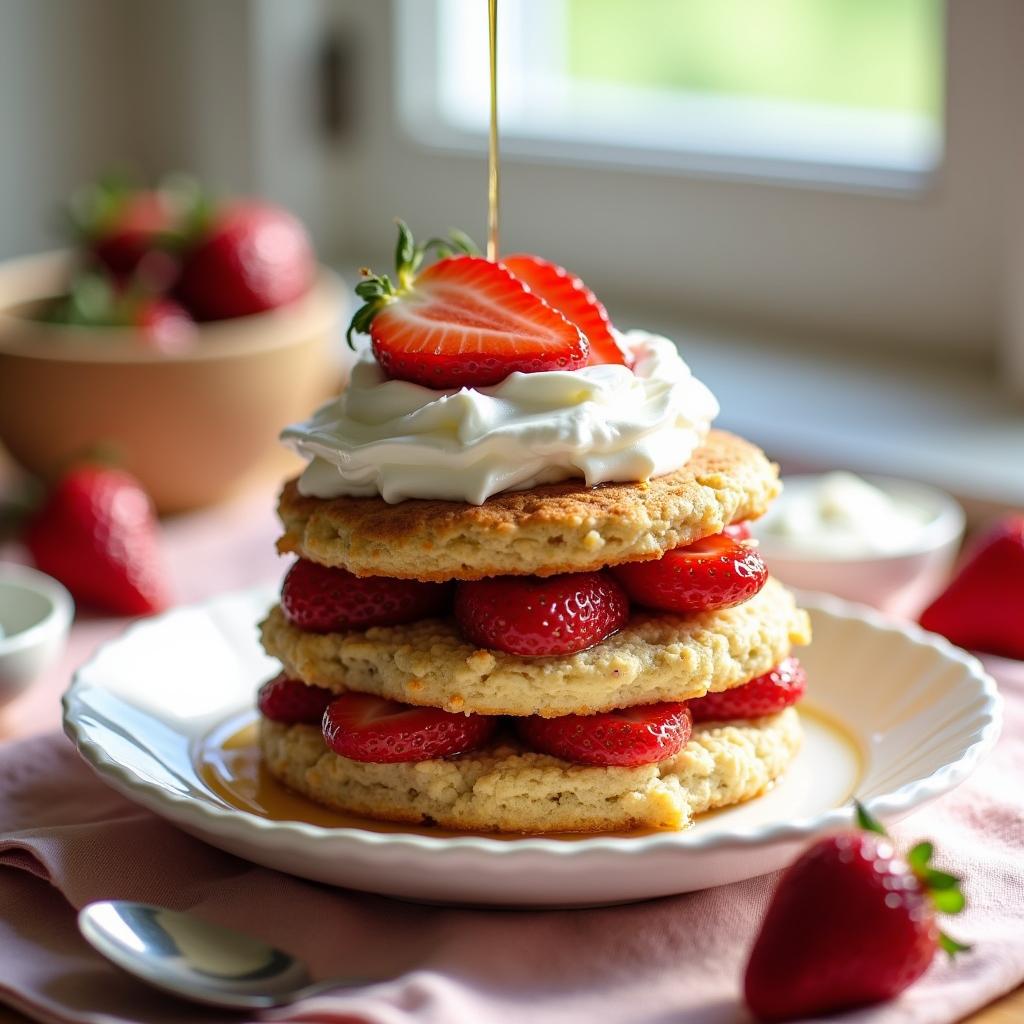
[0,176,347,513]
[175,200,316,321]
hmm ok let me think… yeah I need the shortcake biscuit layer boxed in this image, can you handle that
[277,430,779,581]
[260,707,802,833]
[260,577,810,717]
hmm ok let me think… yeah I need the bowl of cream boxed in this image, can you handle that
[0,562,73,703]
[752,472,965,617]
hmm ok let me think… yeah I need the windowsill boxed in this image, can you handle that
[614,308,1024,516]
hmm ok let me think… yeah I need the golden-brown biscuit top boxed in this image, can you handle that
[277,429,779,581]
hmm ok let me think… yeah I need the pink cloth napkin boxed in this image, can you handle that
[0,662,1022,1024]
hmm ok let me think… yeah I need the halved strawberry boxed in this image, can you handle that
[454,571,629,656]
[281,559,451,633]
[322,693,497,763]
[611,533,768,613]
[689,658,806,722]
[257,673,334,725]
[517,702,691,766]
[501,254,628,366]
[348,222,588,388]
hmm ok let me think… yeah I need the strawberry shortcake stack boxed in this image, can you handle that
[257,225,811,833]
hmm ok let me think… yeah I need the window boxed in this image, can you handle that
[425,0,944,189]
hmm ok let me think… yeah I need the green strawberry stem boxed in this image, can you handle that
[346,219,479,349]
[854,801,970,957]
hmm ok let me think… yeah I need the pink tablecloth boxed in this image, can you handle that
[0,487,1022,1024]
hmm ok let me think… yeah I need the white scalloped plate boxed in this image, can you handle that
[63,587,1001,907]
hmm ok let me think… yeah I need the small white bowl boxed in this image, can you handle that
[754,475,966,618]
[0,563,74,702]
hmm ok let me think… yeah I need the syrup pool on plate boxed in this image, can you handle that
[194,708,864,841]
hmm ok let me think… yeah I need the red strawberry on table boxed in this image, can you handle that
[611,533,768,613]
[347,222,588,388]
[281,559,452,633]
[919,516,1024,660]
[744,803,969,1022]
[322,692,496,763]
[517,702,691,766]
[689,658,806,722]
[501,253,628,366]
[257,674,334,725]
[454,571,629,656]
[25,464,169,616]
[176,201,315,320]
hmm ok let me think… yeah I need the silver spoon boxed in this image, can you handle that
[78,900,366,1009]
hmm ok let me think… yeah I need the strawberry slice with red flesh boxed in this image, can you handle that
[611,533,767,614]
[322,692,497,763]
[919,516,1024,660]
[518,702,691,767]
[501,254,628,366]
[257,673,334,725]
[454,571,629,657]
[370,256,589,388]
[281,559,452,633]
[689,658,806,722]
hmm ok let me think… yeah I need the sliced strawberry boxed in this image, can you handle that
[744,804,968,1021]
[257,673,334,725]
[25,464,169,616]
[501,254,627,366]
[517,702,691,766]
[689,658,806,722]
[370,256,588,388]
[611,534,768,613]
[723,521,752,541]
[281,559,452,633]
[919,516,1024,660]
[322,692,497,763]
[454,571,628,657]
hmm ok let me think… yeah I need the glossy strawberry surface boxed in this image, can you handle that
[26,464,169,616]
[517,702,692,767]
[257,673,334,725]
[281,559,452,634]
[370,256,589,388]
[745,829,945,1021]
[454,571,629,656]
[501,253,628,366]
[689,658,806,722]
[322,692,497,763]
[611,533,768,613]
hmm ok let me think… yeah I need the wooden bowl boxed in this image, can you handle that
[0,252,348,513]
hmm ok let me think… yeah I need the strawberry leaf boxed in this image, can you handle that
[908,841,933,870]
[855,801,887,836]
[931,887,966,915]
[923,867,959,891]
[939,931,972,957]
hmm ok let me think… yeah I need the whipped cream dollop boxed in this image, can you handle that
[283,330,719,505]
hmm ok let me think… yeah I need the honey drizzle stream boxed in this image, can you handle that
[487,0,500,261]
